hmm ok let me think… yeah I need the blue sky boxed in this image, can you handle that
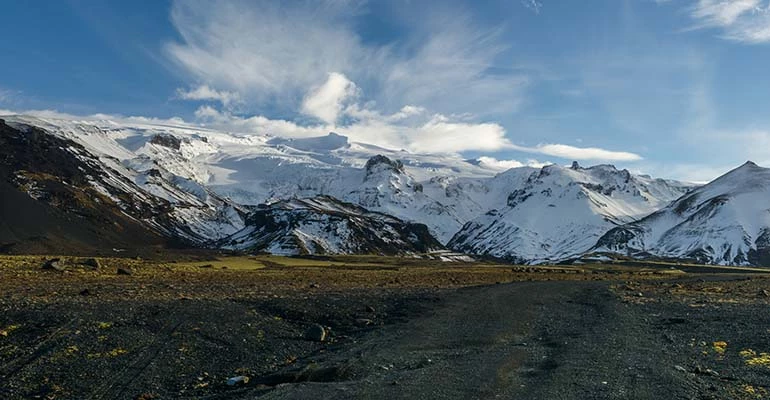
[2,0,770,181]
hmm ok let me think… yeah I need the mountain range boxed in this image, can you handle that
[2,114,769,266]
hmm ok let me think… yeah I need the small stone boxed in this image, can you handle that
[365,305,376,313]
[694,365,704,374]
[117,267,133,276]
[761,289,770,297]
[226,376,249,386]
[309,283,320,289]
[79,289,91,296]
[42,258,65,272]
[674,365,687,373]
[355,318,373,326]
[305,324,327,342]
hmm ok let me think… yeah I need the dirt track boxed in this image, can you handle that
[1,257,770,399]
[252,279,770,400]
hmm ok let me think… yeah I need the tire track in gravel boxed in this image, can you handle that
[89,312,185,400]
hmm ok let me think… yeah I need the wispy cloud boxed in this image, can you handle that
[176,85,240,107]
[0,88,20,105]
[165,1,528,117]
[162,0,549,154]
[683,0,770,43]
[521,0,543,14]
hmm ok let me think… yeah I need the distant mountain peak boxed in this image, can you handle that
[267,132,349,151]
[742,160,759,168]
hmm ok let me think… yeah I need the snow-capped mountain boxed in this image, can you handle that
[448,162,694,264]
[592,161,770,266]
[220,196,443,255]
[1,113,708,263]
[0,114,521,243]
[0,119,246,253]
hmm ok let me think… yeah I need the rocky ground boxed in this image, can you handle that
[0,255,769,399]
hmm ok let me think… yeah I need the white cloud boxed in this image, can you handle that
[165,0,366,107]
[177,84,240,107]
[476,156,548,170]
[685,0,770,43]
[164,0,528,117]
[193,104,513,153]
[301,72,358,124]
[510,143,643,161]
[408,116,511,153]
[1,105,645,171]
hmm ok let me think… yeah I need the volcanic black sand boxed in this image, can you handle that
[1,255,770,399]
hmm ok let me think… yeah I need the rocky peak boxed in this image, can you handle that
[364,155,404,178]
[150,134,182,150]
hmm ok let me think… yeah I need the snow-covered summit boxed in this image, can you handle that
[593,161,770,265]
[448,163,694,263]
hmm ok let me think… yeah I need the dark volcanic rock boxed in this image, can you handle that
[149,134,182,150]
[364,155,405,178]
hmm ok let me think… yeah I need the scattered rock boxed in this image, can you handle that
[355,318,373,326]
[150,134,182,150]
[674,365,687,373]
[309,283,320,289]
[761,289,770,298]
[226,376,249,386]
[81,258,101,269]
[117,267,133,276]
[693,365,720,377]
[79,289,91,296]
[42,258,65,272]
[305,324,327,342]
[365,305,376,313]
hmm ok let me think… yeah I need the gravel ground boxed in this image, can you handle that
[1,256,769,399]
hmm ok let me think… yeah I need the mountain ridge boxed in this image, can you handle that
[6,114,768,267]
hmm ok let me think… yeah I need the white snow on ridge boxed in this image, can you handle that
[2,114,701,262]
[593,162,770,266]
[449,162,695,263]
